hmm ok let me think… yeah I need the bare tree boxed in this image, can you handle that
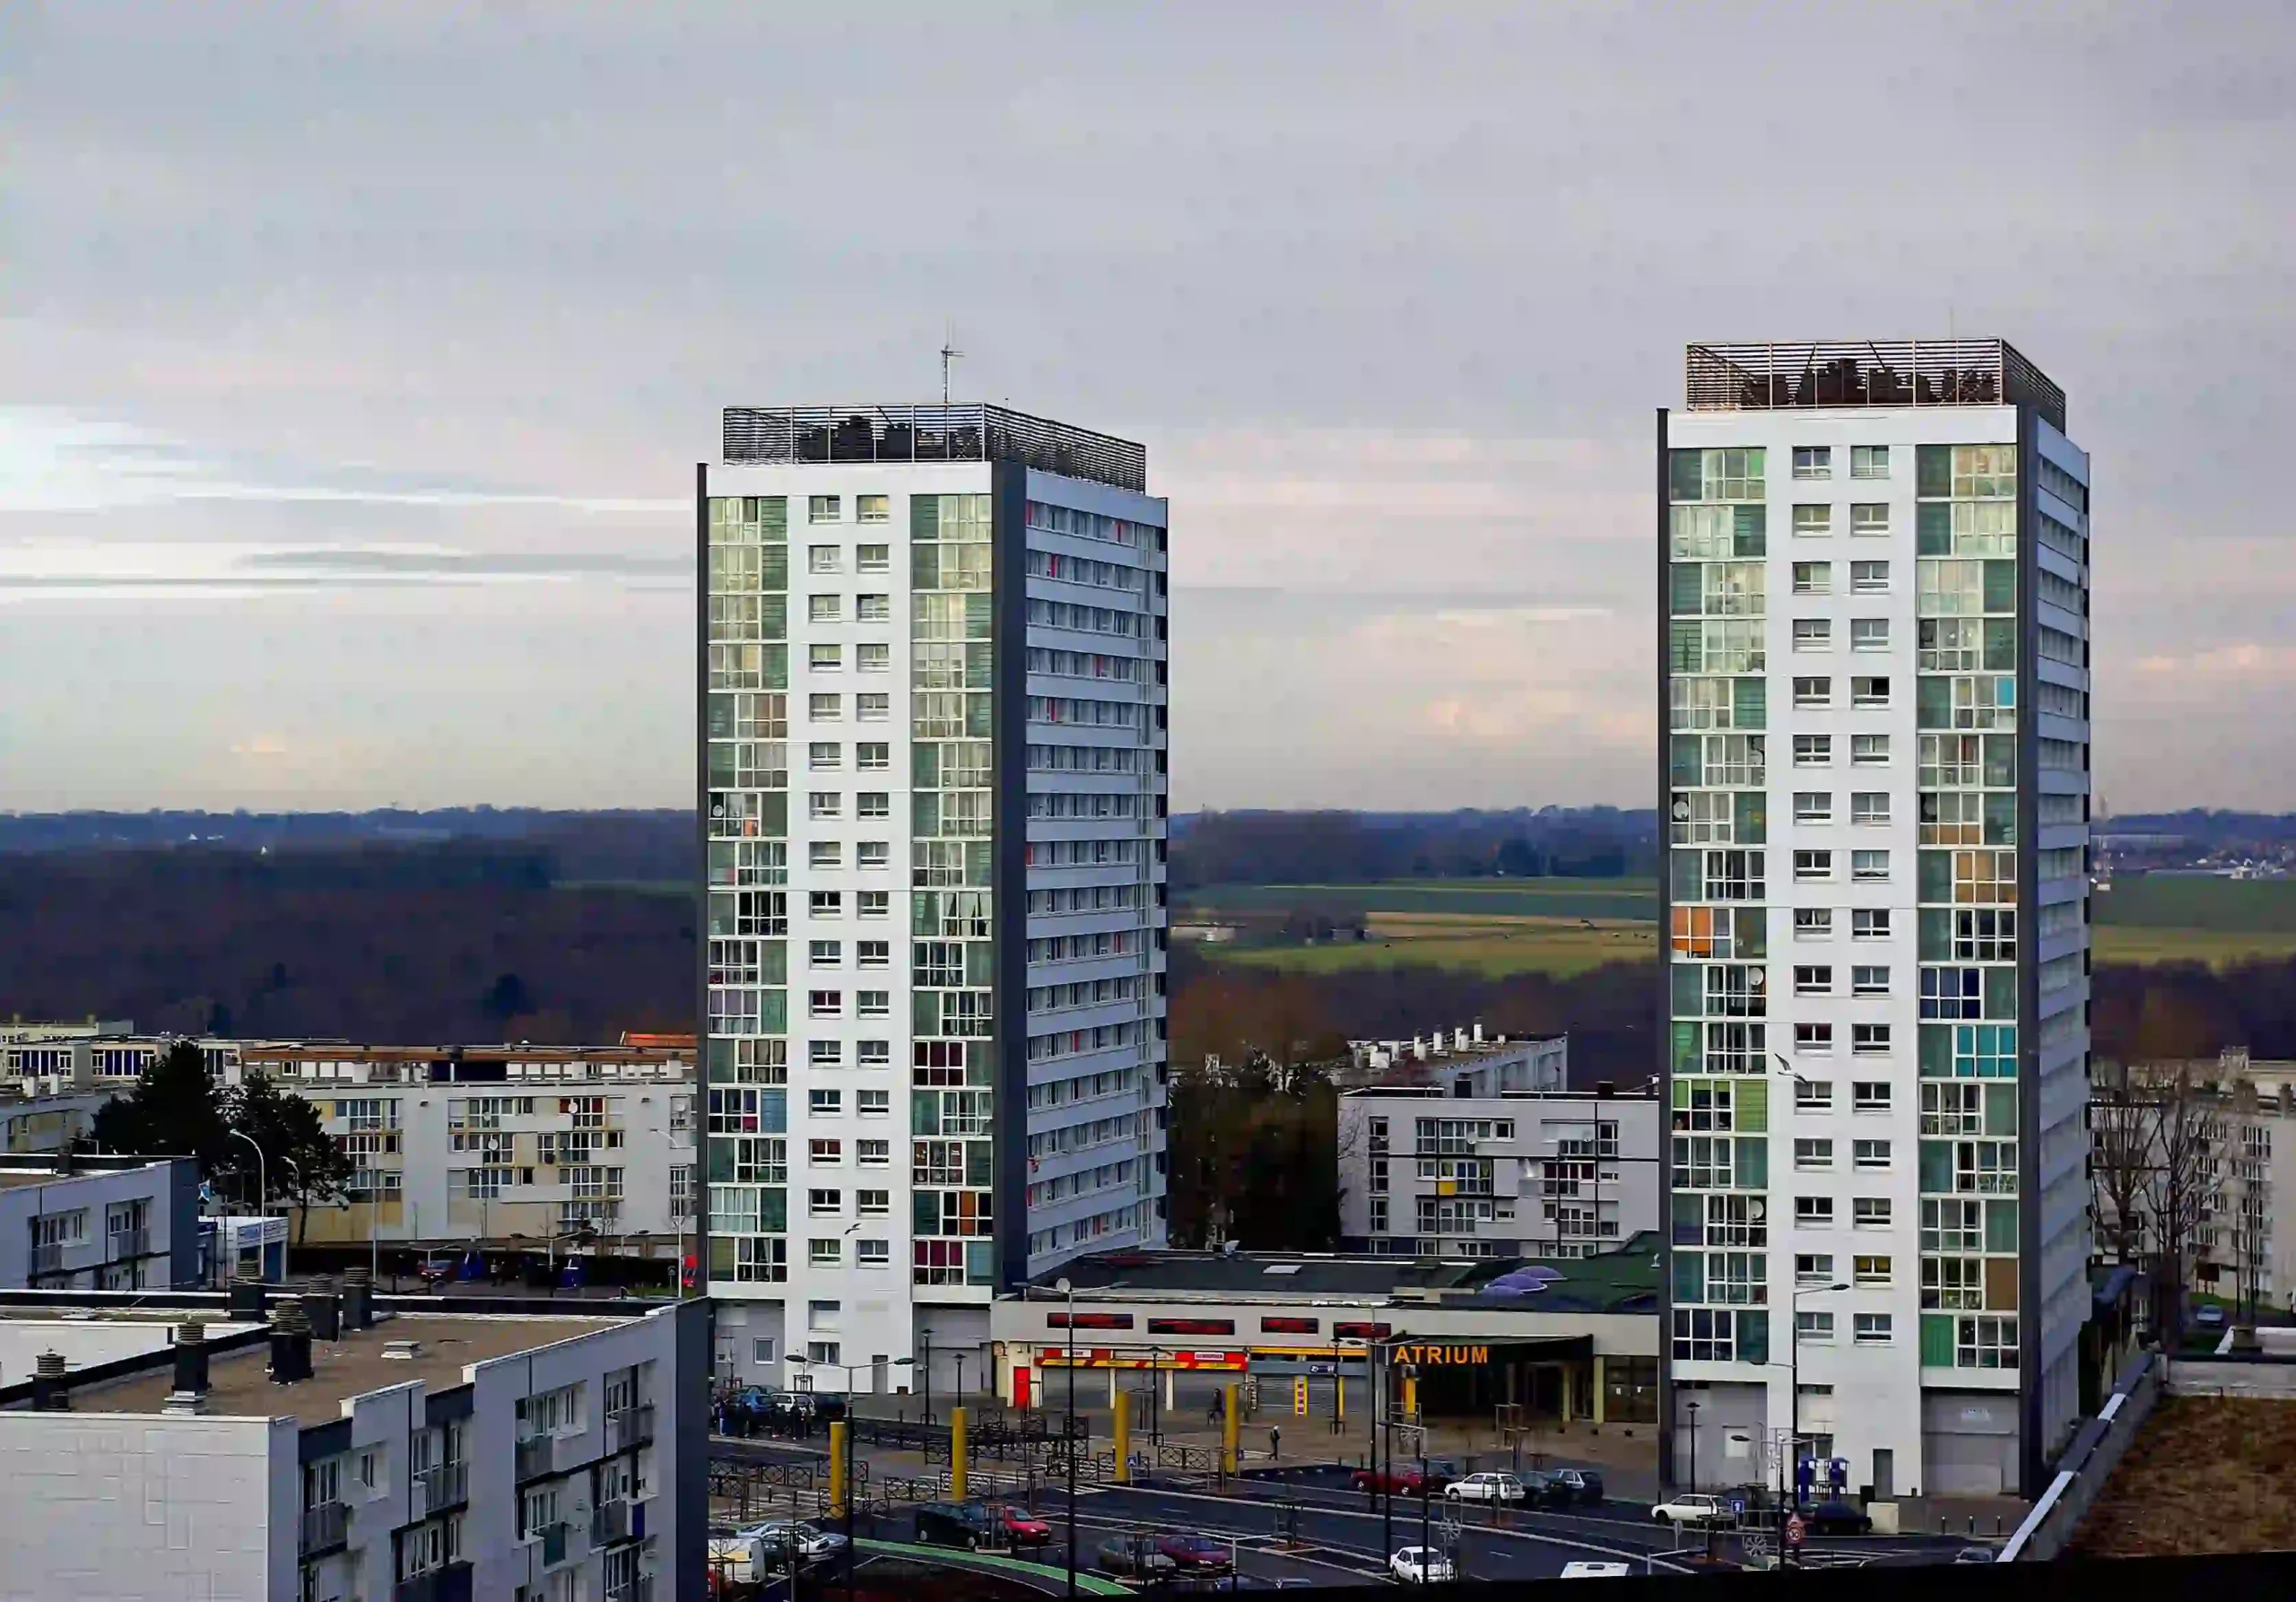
[2090,1058,2216,1339]
[2089,1059,2154,1269]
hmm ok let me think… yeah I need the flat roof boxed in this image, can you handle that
[59,1313,615,1427]
[720,404,1149,494]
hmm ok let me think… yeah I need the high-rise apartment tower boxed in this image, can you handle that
[700,405,1170,1395]
[1658,342,2092,1498]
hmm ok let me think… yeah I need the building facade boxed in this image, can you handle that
[700,405,1170,1396]
[1336,1080,1660,1259]
[0,1290,708,1602]
[1659,340,2093,1498]
[0,1154,199,1291]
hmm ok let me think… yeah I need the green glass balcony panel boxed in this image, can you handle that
[1734,791,1768,845]
[1986,1200,2018,1252]
[914,793,942,838]
[1737,1077,1769,1134]
[1733,504,1767,557]
[914,744,940,789]
[967,1241,996,1286]
[761,942,787,985]
[911,493,941,538]
[1670,563,1704,616]
[758,497,787,539]
[1670,736,1702,788]
[761,546,788,590]
[760,792,788,838]
[1983,560,2019,615]
[1917,501,1952,555]
[762,644,788,690]
[966,1141,993,1187]
[1669,450,1705,503]
[914,991,940,1036]
[1919,1140,1953,1193]
[1671,1023,1701,1073]
[1733,677,1767,730]
[709,1236,735,1276]
[1670,962,1705,1020]
[966,591,994,639]
[1917,445,1952,498]
[1919,908,1952,962]
[912,544,943,589]
[913,1091,941,1136]
[1735,1310,1770,1367]
[760,1090,787,1133]
[966,1044,993,1086]
[1671,849,1704,902]
[1984,1083,2018,1138]
[965,641,994,685]
[1920,1313,1954,1367]
[1985,792,2018,846]
[913,1192,939,1235]
[1737,905,1768,960]
[1674,1251,1706,1302]
[707,1138,735,1182]
[1983,618,2016,671]
[760,990,787,1032]
[966,693,992,737]
[1735,1138,1768,1188]
[1920,1024,1953,1077]
[965,941,996,987]
[1917,676,1952,729]
[965,840,993,886]
[1983,736,2017,788]
[1984,967,2018,1021]
[1918,850,1952,904]
[1671,1192,1701,1245]
[760,1188,787,1232]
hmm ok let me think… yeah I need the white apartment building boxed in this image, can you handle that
[1337,1068,1661,1259]
[701,404,1170,1397]
[0,1288,707,1602]
[1661,340,2093,1499]
[225,1042,699,1259]
[0,1153,199,1291]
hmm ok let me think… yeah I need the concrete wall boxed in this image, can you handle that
[0,1410,298,1602]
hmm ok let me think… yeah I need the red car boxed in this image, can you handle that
[990,1506,1054,1549]
[1153,1533,1233,1572]
[1349,1462,1454,1496]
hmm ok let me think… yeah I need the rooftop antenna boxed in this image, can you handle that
[939,326,963,405]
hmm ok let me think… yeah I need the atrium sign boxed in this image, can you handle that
[1388,1343,1491,1367]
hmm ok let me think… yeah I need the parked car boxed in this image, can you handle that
[987,1505,1055,1549]
[1651,1493,1735,1528]
[916,1502,997,1549]
[1350,1465,1438,1496]
[1559,1563,1632,1579]
[748,1522,847,1562]
[1952,1546,1999,1565]
[1797,1499,1874,1537]
[1515,1471,1579,1511]
[1097,1536,1178,1577]
[1154,1533,1233,1572]
[1390,1546,1456,1584]
[1444,1471,1526,1505]
[1551,1468,1606,1506]
[2195,1304,2228,1328]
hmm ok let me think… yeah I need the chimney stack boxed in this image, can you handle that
[268,1301,314,1385]
[302,1277,341,1342]
[229,1274,268,1321]
[31,1351,70,1411]
[342,1266,373,1331]
[164,1321,211,1414]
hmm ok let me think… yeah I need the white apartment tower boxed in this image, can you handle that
[700,405,1170,1393]
[1659,342,2093,1499]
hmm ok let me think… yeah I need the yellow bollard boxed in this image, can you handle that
[951,1405,969,1502]
[829,1420,848,1519]
[1401,1374,1418,1423]
[1221,1380,1240,1477]
[1114,1390,1132,1484]
[1335,1369,1347,1424]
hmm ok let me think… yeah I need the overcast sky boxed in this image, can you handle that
[3,4,2290,814]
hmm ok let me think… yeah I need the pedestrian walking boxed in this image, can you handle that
[1269,1425,1282,1461]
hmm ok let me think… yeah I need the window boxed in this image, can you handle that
[1850,446,1889,480]
[1793,676,1831,709]
[809,792,841,820]
[1795,964,1832,996]
[857,643,891,671]
[1850,965,1889,997]
[809,693,842,720]
[857,789,891,819]
[857,1040,890,1066]
[857,544,890,572]
[1796,1311,1835,1348]
[1850,618,1890,652]
[809,495,841,522]
[1850,792,1890,825]
[1850,734,1889,767]
[1958,1315,2018,1370]
[857,1139,891,1167]
[1851,503,1890,535]
[1854,1139,1892,1170]
[1854,1312,1893,1345]
[1794,849,1832,881]
[1794,620,1832,651]
[856,594,890,623]
[1796,1022,1834,1054]
[807,741,841,771]
[1851,560,1889,593]
[857,891,890,918]
[1852,1024,1892,1058]
[857,1188,890,1215]
[809,1239,842,1266]
[854,841,889,873]
[1794,793,1833,825]
[805,840,844,872]
[857,1088,890,1116]
[810,891,843,917]
[1793,447,1831,480]
[1853,1254,1891,1285]
[1851,675,1889,708]
[857,693,890,721]
[857,990,890,1018]
[1852,909,1891,940]
[1793,562,1831,596]
[857,940,890,969]
[1795,909,1833,939]
[808,939,843,968]
[1851,849,1890,882]
[809,1089,842,1116]
[809,1040,843,1068]
[1852,1081,1892,1112]
[809,990,843,1018]
[809,595,843,623]
[857,494,889,524]
[809,644,843,671]
[857,1239,891,1267]
[1793,735,1832,766]
[810,544,841,573]
[1796,1253,1836,1285]
[1794,504,1834,536]
[809,1139,843,1166]
[1853,1197,1892,1229]
[809,1188,840,1215]
[857,742,890,770]
[1795,1138,1834,1171]
[1796,1079,1835,1112]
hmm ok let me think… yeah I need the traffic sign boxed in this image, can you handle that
[1785,1515,1805,1547]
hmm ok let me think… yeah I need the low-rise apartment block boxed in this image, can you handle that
[0,1153,199,1291]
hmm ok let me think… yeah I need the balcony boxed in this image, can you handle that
[604,1403,656,1452]
[539,1521,570,1569]
[30,1243,65,1277]
[395,1563,474,1602]
[515,1434,556,1482]
[593,1499,631,1545]
[605,1578,654,1602]
[413,1461,468,1515]
[300,1500,350,1555]
[109,1227,150,1260]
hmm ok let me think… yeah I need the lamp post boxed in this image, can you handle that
[1686,1400,1701,1496]
[1057,1276,1077,1598]
[1786,1282,1848,1559]
[953,1349,969,1415]
[648,1127,691,1297]
[230,1128,268,1267]
[793,1354,912,1602]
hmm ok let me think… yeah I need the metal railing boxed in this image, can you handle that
[413,1460,469,1514]
[300,1500,350,1554]
[722,404,1147,493]
[594,1499,631,1545]
[109,1226,150,1260]
[515,1434,556,1481]
[30,1243,65,1276]
[1683,339,2065,430]
[606,1403,656,1450]
[539,1520,570,1568]
[604,1579,653,1602]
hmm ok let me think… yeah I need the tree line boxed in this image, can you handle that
[1170,807,1659,890]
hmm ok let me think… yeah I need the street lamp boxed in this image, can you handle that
[230,1127,268,1241]
[648,1127,691,1298]
[1057,1276,1078,1599]
[1786,1282,1849,1554]
[792,1353,914,1602]
[1685,1400,1701,1496]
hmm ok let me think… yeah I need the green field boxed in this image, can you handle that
[2092,875,2296,932]
[1218,912,1657,979]
[1180,877,1659,923]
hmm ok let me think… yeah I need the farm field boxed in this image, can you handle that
[2088,925,2296,968]
[1213,912,1657,979]
[1179,877,1658,923]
